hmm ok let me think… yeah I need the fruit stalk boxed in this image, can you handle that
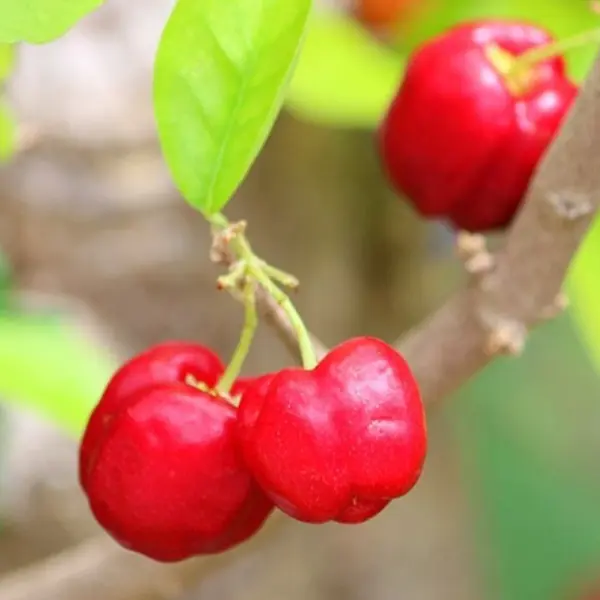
[511,27,600,75]
[209,212,317,370]
[246,263,316,369]
[216,280,258,395]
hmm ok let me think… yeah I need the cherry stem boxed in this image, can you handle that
[262,264,299,289]
[511,27,600,74]
[247,263,317,369]
[209,212,318,370]
[215,280,257,395]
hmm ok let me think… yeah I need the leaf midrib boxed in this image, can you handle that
[203,23,262,214]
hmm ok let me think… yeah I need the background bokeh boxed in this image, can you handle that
[0,0,599,599]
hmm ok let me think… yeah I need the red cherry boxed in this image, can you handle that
[84,383,274,562]
[237,337,427,524]
[230,373,279,405]
[235,373,277,450]
[79,341,225,489]
[378,20,578,232]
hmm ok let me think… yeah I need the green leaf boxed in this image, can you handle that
[154,0,312,216]
[285,12,405,129]
[0,313,115,437]
[0,101,16,163]
[0,0,103,44]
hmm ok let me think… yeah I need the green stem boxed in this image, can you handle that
[208,212,229,229]
[249,265,317,369]
[262,264,299,288]
[210,211,317,370]
[215,282,258,395]
[512,27,600,72]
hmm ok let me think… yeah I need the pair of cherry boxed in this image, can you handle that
[79,337,427,562]
[79,17,584,566]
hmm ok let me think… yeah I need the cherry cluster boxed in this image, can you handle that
[79,338,427,562]
[79,17,586,565]
[379,20,578,232]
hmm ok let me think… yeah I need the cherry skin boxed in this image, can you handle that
[237,337,427,524]
[230,375,267,399]
[79,341,226,490]
[378,20,578,232]
[83,383,274,562]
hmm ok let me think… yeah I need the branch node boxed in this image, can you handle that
[546,191,593,222]
[465,252,496,276]
[455,231,495,277]
[210,220,246,264]
[483,319,527,357]
[539,291,569,320]
[455,231,485,257]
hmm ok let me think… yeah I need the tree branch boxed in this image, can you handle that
[4,44,600,600]
[397,49,600,403]
[0,518,286,600]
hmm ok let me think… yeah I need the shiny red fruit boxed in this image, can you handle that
[378,20,578,232]
[84,383,273,562]
[237,337,427,524]
[79,341,225,489]
[230,375,265,398]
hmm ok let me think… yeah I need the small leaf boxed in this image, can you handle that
[285,12,405,129]
[0,313,116,437]
[0,0,103,44]
[154,0,312,216]
[0,101,16,163]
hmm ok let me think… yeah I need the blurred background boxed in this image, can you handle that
[0,0,600,599]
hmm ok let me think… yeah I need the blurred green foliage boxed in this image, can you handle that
[569,219,600,377]
[0,312,115,436]
[0,44,14,81]
[453,313,600,600]
[0,44,16,163]
[0,47,108,445]
[286,13,404,128]
[0,253,114,437]
[0,101,16,163]
[0,0,103,44]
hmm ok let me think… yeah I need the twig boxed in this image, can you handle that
[3,44,600,600]
[255,286,328,361]
[209,221,329,362]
